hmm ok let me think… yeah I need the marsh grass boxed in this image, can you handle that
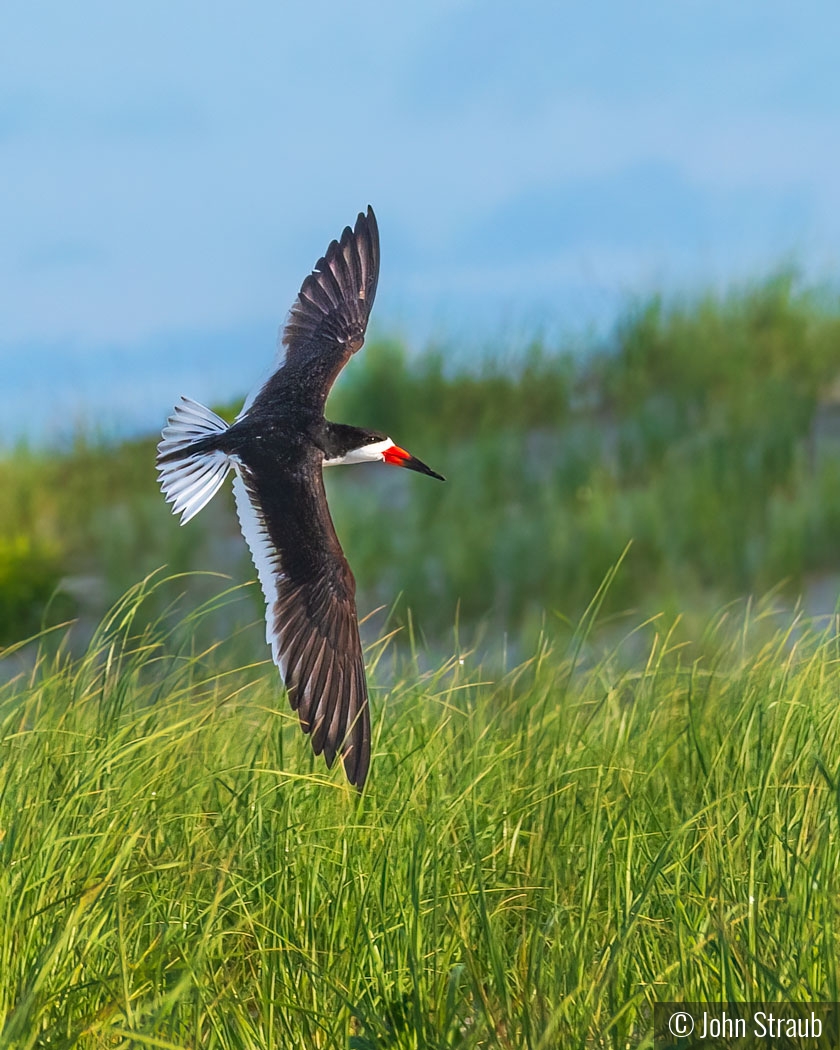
[1,576,839,1047]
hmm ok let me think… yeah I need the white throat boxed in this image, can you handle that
[323,437,394,467]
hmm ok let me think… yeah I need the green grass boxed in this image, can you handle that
[2,576,839,1048]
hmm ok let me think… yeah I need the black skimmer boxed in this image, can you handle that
[156,208,444,788]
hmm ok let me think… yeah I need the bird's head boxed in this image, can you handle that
[323,424,444,480]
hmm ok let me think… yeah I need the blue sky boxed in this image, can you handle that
[2,1,840,442]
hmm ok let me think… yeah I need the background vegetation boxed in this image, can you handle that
[3,273,840,651]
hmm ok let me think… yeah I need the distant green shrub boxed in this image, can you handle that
[601,274,839,474]
[0,533,63,644]
[327,336,574,442]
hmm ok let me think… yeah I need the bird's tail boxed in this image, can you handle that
[157,396,233,525]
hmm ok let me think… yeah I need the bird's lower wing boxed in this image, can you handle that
[231,468,370,787]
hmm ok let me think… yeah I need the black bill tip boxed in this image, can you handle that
[383,445,445,481]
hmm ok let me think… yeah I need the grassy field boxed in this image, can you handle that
[2,576,839,1048]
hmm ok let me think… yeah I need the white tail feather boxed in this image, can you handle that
[157,396,232,525]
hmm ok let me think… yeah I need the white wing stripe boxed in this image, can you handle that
[231,470,286,665]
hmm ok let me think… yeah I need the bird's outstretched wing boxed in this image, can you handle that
[232,457,371,788]
[246,207,380,415]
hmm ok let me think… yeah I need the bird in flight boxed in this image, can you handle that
[156,208,444,788]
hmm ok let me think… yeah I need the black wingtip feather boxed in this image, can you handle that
[282,206,380,356]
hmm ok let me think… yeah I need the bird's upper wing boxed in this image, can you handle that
[245,207,380,416]
[231,457,371,788]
